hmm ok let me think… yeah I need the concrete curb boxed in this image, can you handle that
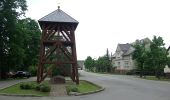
[74,87,105,96]
[0,93,43,97]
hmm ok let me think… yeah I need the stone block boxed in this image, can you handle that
[50,75,65,84]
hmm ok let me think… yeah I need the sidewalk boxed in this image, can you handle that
[50,84,67,97]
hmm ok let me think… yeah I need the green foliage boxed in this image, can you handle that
[39,82,51,92]
[84,49,112,73]
[132,36,168,78]
[67,85,79,92]
[95,56,112,72]
[0,82,49,96]
[20,81,51,92]
[84,56,95,71]
[149,36,168,78]
[66,80,101,94]
[20,82,33,90]
[19,18,41,69]
[28,65,37,76]
[0,0,27,79]
[52,67,62,76]
[132,42,147,77]
[0,0,41,79]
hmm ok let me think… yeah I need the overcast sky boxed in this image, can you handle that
[26,0,170,60]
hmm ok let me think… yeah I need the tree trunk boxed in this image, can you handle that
[140,63,144,78]
[155,69,160,79]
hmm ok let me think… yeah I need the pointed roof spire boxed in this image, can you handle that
[58,6,60,9]
[57,2,60,9]
[38,6,78,24]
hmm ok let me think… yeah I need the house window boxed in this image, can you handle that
[124,61,129,68]
[117,52,121,59]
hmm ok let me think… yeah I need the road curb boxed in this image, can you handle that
[0,93,43,97]
[74,87,105,96]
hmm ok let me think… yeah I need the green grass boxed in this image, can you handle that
[0,81,49,96]
[77,81,101,93]
[66,80,101,93]
[142,76,170,81]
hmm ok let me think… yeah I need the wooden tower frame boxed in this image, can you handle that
[37,7,79,84]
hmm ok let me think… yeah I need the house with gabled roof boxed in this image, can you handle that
[112,43,135,73]
[112,38,151,74]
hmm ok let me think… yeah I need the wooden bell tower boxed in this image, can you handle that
[37,6,79,84]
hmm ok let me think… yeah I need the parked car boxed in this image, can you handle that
[13,71,31,78]
[7,71,15,78]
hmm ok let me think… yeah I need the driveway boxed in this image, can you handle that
[0,71,170,100]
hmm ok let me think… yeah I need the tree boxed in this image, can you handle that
[149,36,168,79]
[18,18,41,70]
[0,0,27,79]
[132,42,147,77]
[84,49,112,73]
[95,55,112,72]
[84,56,95,71]
[133,36,168,78]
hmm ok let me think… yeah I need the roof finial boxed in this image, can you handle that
[57,2,60,9]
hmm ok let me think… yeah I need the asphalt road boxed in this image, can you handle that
[1,71,170,100]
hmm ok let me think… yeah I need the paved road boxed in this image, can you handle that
[0,77,36,90]
[1,71,170,100]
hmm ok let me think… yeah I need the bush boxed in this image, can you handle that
[68,86,79,92]
[40,82,51,92]
[35,82,51,92]
[20,83,33,89]
[20,81,51,92]
[35,84,41,91]
[28,65,37,76]
[40,84,51,92]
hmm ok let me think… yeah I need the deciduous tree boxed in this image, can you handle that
[0,0,27,79]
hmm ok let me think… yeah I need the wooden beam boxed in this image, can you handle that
[70,27,79,84]
[62,26,73,41]
[61,46,72,60]
[44,25,56,40]
[61,31,70,41]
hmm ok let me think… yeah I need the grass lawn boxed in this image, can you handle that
[0,80,102,96]
[66,80,101,93]
[142,76,170,81]
[0,81,49,96]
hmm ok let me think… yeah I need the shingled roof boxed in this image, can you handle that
[118,44,134,56]
[38,6,79,24]
[119,44,131,52]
